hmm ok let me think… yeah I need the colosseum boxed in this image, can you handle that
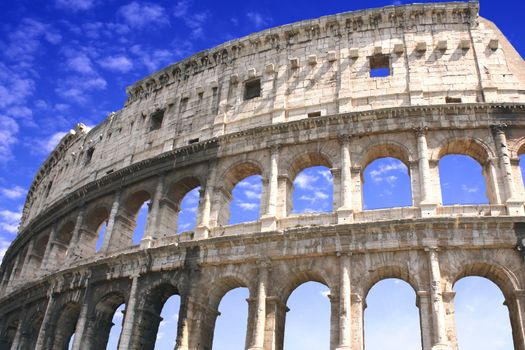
[1,1,525,349]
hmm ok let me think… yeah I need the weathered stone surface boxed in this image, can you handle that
[2,1,525,349]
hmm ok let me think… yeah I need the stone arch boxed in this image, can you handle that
[165,176,202,233]
[53,220,76,265]
[436,137,497,204]
[216,160,264,226]
[361,263,421,298]
[358,141,414,209]
[120,189,153,244]
[132,279,182,350]
[31,231,51,272]
[19,307,45,349]
[280,268,334,303]
[81,205,111,256]
[49,301,81,350]
[0,314,18,349]
[450,261,524,350]
[83,291,126,350]
[285,151,334,215]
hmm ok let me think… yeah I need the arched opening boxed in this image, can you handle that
[517,144,525,197]
[106,304,125,349]
[54,221,75,264]
[212,287,250,349]
[283,281,330,349]
[84,293,126,349]
[17,310,44,349]
[122,191,152,245]
[439,155,488,205]
[219,162,263,226]
[364,278,421,350]
[292,166,333,214]
[438,139,492,205]
[33,233,50,271]
[229,175,262,224]
[155,295,181,349]
[362,157,411,210]
[454,276,513,349]
[1,317,18,349]
[131,282,182,349]
[177,187,201,233]
[52,302,80,350]
[84,206,110,255]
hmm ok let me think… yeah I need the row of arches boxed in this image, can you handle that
[2,134,525,295]
[2,271,515,350]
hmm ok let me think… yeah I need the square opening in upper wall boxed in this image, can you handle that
[244,79,261,100]
[369,54,391,78]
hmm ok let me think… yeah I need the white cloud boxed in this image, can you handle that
[173,1,209,39]
[0,186,25,199]
[0,116,19,163]
[244,190,261,200]
[131,45,176,73]
[314,191,329,200]
[246,12,271,29]
[55,76,107,102]
[66,53,95,74]
[320,290,330,298]
[0,209,22,234]
[369,160,407,185]
[294,172,318,190]
[55,0,96,11]
[4,19,61,63]
[118,2,168,29]
[461,184,479,193]
[99,55,134,73]
[0,236,12,261]
[238,202,258,211]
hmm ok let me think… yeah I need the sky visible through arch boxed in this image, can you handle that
[0,0,523,349]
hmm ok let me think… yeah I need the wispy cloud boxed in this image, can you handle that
[246,12,272,29]
[173,0,209,39]
[237,201,258,211]
[55,0,96,11]
[369,160,406,185]
[0,209,22,234]
[294,172,318,190]
[0,186,25,199]
[99,55,134,73]
[118,2,169,29]
[0,116,19,163]
[461,184,479,193]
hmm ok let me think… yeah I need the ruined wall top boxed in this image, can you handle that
[18,1,525,231]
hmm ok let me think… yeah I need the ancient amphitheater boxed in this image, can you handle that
[2,1,525,349]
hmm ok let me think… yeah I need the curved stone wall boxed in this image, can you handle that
[2,2,525,350]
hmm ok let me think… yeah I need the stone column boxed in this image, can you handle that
[39,222,58,273]
[336,253,352,349]
[9,318,23,350]
[337,135,354,224]
[426,248,450,350]
[34,292,56,350]
[261,145,280,231]
[118,274,140,350]
[6,253,22,290]
[508,290,525,350]
[196,161,217,239]
[485,159,503,204]
[417,291,433,350]
[19,240,35,280]
[66,208,86,262]
[100,191,122,252]
[414,127,437,216]
[71,283,91,350]
[491,124,525,215]
[350,293,365,350]
[328,292,339,350]
[264,296,288,350]
[142,175,165,247]
[277,174,292,220]
[248,261,270,349]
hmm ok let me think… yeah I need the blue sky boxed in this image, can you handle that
[1,0,524,349]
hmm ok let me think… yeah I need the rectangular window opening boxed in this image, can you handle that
[189,138,199,144]
[85,147,95,165]
[445,96,462,103]
[244,79,261,100]
[149,110,165,131]
[369,54,391,78]
[308,111,322,118]
[179,97,189,112]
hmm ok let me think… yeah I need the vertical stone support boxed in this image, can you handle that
[9,319,23,350]
[491,124,525,215]
[263,296,288,350]
[100,191,122,252]
[67,208,86,262]
[328,292,339,350]
[34,293,55,350]
[19,239,35,279]
[417,291,433,350]
[508,290,525,350]
[196,161,217,239]
[118,274,140,350]
[71,282,91,350]
[248,260,270,349]
[141,175,165,247]
[277,175,291,220]
[486,159,503,204]
[442,291,457,350]
[337,135,354,224]
[261,146,280,231]
[350,293,364,350]
[426,248,450,350]
[415,127,437,216]
[39,223,58,273]
[6,253,22,290]
[336,252,352,350]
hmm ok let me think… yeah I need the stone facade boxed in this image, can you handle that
[1,1,525,349]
